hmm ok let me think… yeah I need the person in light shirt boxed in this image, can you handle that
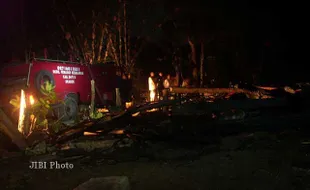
[148,72,156,102]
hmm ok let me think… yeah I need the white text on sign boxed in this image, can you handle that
[52,66,84,84]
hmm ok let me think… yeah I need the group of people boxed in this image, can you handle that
[114,71,172,107]
[148,72,171,102]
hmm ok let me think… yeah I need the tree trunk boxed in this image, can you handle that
[90,80,95,116]
[118,7,123,69]
[172,53,181,87]
[127,21,131,73]
[188,37,197,66]
[200,42,204,87]
[188,37,198,83]
[123,2,128,73]
[91,11,96,64]
[109,34,120,66]
[97,24,105,62]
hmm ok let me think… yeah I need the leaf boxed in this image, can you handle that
[41,109,49,117]
[9,95,21,113]
[9,99,20,108]
[39,98,45,104]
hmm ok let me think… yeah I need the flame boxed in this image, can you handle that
[150,90,155,102]
[149,77,156,102]
[132,112,140,117]
[125,102,133,109]
[146,108,157,112]
[110,129,124,135]
[29,95,35,105]
[97,108,109,113]
[284,86,295,94]
[84,131,98,136]
[255,86,277,91]
[30,114,35,122]
[18,89,26,134]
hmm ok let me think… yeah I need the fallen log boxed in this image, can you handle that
[128,99,179,114]
[55,111,133,144]
[57,97,287,144]
[173,98,289,114]
[254,86,278,91]
[54,120,97,144]
[170,87,256,96]
[54,100,180,144]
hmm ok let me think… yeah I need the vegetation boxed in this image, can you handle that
[89,109,104,120]
[9,82,62,136]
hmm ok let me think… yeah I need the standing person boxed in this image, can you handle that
[163,74,171,101]
[157,72,164,100]
[148,72,156,102]
[115,71,122,106]
[182,78,190,87]
[163,74,171,113]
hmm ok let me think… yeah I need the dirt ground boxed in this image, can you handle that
[2,107,310,190]
[1,127,310,190]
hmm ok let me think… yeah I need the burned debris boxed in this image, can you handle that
[2,0,310,189]
[1,53,310,190]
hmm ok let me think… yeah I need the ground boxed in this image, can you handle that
[1,126,310,190]
[0,129,310,190]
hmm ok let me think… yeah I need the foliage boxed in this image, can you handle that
[9,81,61,135]
[89,110,104,120]
[9,95,21,113]
[48,121,64,134]
[30,82,58,129]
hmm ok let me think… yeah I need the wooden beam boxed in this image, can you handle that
[170,87,255,95]
[173,98,289,114]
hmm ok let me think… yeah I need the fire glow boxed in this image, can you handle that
[150,90,155,102]
[83,131,98,136]
[125,101,133,109]
[18,89,26,134]
[29,95,35,105]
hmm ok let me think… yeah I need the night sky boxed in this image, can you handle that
[0,0,308,82]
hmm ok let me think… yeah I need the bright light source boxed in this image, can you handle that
[18,89,26,134]
[132,112,140,117]
[97,108,109,113]
[125,102,133,109]
[83,132,98,136]
[29,95,35,105]
[110,129,124,135]
[150,90,155,102]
